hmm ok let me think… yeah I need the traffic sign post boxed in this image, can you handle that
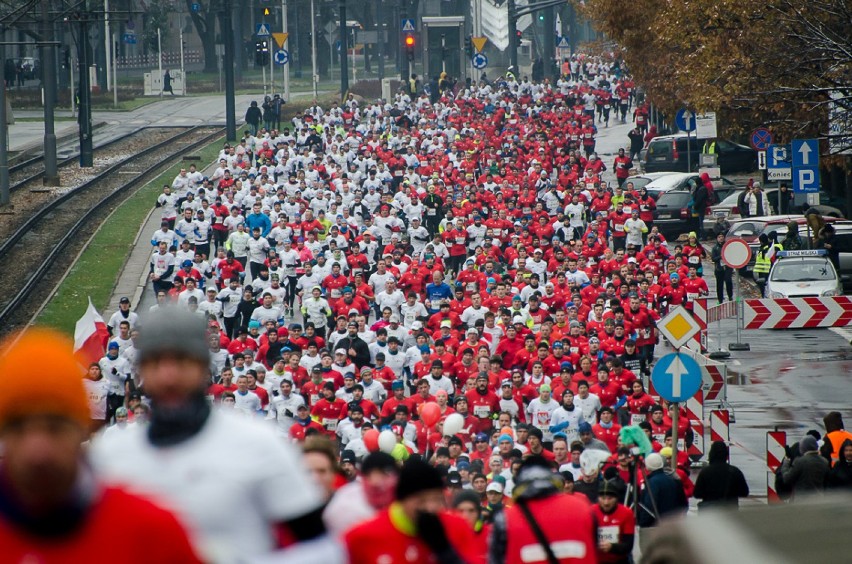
[401,18,415,32]
[652,352,704,472]
[792,139,820,194]
[721,238,752,352]
[256,23,271,37]
[274,49,290,65]
[675,109,696,172]
[767,144,791,181]
[750,127,773,151]
[657,305,700,350]
[472,53,488,70]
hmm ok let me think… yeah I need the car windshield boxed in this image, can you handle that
[770,258,836,282]
[719,191,742,206]
[646,175,689,191]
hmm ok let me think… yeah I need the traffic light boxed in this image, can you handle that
[404,34,415,61]
[464,36,472,57]
[255,39,269,66]
[263,7,271,16]
[515,30,523,47]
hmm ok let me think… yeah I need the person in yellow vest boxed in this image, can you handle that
[702,139,717,154]
[753,233,774,297]
[824,412,852,465]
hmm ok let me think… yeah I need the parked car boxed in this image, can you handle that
[651,190,695,239]
[622,172,678,192]
[708,189,844,230]
[642,172,737,200]
[644,134,758,174]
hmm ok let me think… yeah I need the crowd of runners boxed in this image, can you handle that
[5,52,850,563]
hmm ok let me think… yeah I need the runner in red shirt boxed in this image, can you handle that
[310,382,346,437]
[465,374,501,434]
[592,479,636,563]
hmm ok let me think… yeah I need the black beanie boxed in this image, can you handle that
[395,459,444,500]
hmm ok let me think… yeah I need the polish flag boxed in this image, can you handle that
[74,298,109,366]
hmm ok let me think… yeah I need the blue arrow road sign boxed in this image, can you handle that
[651,352,703,403]
[256,23,271,37]
[675,109,696,132]
[122,33,137,45]
[274,49,290,65]
[792,139,820,193]
[791,139,818,168]
[472,53,488,70]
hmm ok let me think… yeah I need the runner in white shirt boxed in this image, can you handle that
[91,308,339,564]
[526,385,560,444]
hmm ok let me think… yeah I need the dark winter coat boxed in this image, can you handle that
[828,439,852,490]
[637,469,688,527]
[693,442,749,510]
[781,451,829,500]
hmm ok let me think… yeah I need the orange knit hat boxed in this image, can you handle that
[0,328,89,428]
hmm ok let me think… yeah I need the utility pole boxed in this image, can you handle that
[281,0,290,101]
[220,0,237,141]
[78,12,94,167]
[338,0,348,97]
[507,0,518,70]
[310,0,318,98]
[42,0,59,185]
[0,36,8,207]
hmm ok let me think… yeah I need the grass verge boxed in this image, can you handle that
[37,137,225,334]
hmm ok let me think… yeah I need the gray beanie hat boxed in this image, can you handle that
[137,307,210,365]
[799,435,819,454]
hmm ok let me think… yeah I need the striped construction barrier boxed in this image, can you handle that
[686,298,708,353]
[710,409,730,444]
[744,297,852,330]
[707,300,738,323]
[685,390,704,459]
[766,430,787,503]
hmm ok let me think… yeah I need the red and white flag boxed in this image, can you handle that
[74,298,109,366]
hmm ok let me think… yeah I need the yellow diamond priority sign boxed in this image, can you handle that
[657,305,700,349]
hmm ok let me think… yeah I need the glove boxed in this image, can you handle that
[415,511,451,556]
[549,421,569,433]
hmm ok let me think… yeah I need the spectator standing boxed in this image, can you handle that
[693,441,749,511]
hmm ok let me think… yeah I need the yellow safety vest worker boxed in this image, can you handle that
[753,246,772,275]
[703,141,716,154]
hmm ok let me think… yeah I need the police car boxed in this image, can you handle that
[766,250,843,298]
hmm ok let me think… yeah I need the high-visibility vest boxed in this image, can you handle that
[703,141,716,154]
[753,245,772,274]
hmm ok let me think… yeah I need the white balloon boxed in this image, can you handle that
[443,413,464,436]
[378,430,397,454]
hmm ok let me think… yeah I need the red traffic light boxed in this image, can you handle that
[404,35,415,47]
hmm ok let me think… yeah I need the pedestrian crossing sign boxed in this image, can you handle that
[557,36,570,49]
[256,23,271,37]
[401,18,415,32]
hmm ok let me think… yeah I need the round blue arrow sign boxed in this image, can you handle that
[472,53,488,70]
[274,49,290,65]
[651,352,703,403]
[675,108,696,133]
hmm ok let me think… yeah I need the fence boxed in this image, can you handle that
[117,50,202,70]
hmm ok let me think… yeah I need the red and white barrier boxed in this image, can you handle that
[703,363,726,402]
[685,390,704,459]
[707,300,737,323]
[744,297,852,330]
[766,430,787,503]
[686,298,708,353]
[710,409,730,444]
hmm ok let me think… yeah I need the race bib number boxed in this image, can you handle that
[677,438,686,451]
[474,405,491,418]
[456,237,466,245]
[641,206,649,211]
[310,394,319,405]
[467,282,478,292]
[570,346,579,355]
[427,208,436,216]
[598,526,620,544]
[615,223,624,232]
[536,412,551,426]
[687,292,699,302]
[688,255,700,264]
[631,413,646,426]
[394,170,403,176]
[323,418,338,431]
[653,432,665,443]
